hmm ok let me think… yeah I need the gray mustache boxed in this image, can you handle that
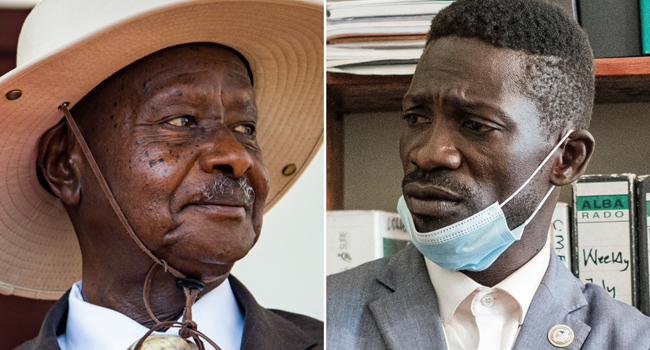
[201,174,255,205]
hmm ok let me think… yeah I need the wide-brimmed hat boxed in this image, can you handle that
[0,0,323,299]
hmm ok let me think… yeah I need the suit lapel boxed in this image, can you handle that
[230,276,317,350]
[513,251,591,350]
[368,245,447,350]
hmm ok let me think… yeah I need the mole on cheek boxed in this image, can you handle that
[148,158,164,168]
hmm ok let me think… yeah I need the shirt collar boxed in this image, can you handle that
[59,278,244,350]
[425,230,551,325]
[495,236,550,324]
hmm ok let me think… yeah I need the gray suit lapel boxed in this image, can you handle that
[513,251,591,350]
[369,245,447,350]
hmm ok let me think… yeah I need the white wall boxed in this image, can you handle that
[231,147,324,321]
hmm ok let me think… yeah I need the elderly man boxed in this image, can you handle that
[0,0,323,349]
[327,0,650,349]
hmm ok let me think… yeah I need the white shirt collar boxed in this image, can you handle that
[425,232,551,325]
[57,278,244,350]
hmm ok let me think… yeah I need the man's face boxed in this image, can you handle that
[401,37,555,232]
[75,44,269,278]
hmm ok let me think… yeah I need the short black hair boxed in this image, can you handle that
[426,0,594,134]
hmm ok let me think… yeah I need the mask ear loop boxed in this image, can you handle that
[500,130,573,208]
[515,185,556,236]
[58,103,222,350]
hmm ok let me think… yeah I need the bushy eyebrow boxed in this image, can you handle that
[148,82,258,118]
[403,91,429,109]
[451,97,504,114]
[403,90,510,121]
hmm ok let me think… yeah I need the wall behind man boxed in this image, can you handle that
[343,104,650,211]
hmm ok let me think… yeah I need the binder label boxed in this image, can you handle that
[328,226,364,273]
[576,182,632,305]
[550,203,571,270]
[327,211,411,275]
[577,195,628,223]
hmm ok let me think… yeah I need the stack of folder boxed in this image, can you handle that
[326,0,452,75]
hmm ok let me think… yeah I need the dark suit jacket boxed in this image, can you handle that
[17,275,323,350]
[327,244,650,350]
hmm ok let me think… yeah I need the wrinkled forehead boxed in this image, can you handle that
[405,37,537,119]
[70,43,256,126]
[119,43,253,90]
[412,37,526,96]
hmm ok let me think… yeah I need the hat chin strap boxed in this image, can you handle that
[59,103,221,350]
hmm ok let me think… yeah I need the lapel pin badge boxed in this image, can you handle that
[548,324,574,348]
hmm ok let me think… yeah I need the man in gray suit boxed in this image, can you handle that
[327,0,650,349]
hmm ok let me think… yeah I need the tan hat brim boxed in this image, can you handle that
[0,0,323,299]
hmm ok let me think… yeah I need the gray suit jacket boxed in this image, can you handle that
[327,244,650,349]
[17,275,323,350]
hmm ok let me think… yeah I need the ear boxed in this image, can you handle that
[550,129,595,186]
[37,121,83,206]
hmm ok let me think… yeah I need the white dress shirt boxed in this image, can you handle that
[425,234,551,350]
[57,278,244,350]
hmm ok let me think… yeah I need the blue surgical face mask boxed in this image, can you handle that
[397,130,573,271]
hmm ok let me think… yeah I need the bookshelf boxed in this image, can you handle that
[326,56,650,210]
